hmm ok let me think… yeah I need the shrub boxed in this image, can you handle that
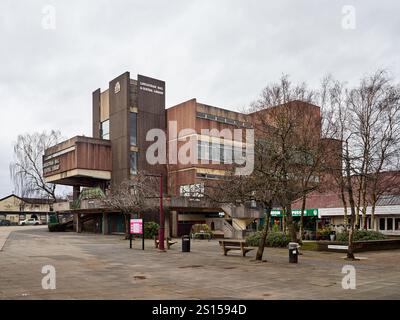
[336,229,387,242]
[48,223,66,232]
[144,222,159,239]
[246,231,290,247]
[191,223,209,233]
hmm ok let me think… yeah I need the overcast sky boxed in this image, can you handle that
[0,0,399,198]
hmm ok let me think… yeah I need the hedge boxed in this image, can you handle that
[336,229,387,242]
[246,231,290,247]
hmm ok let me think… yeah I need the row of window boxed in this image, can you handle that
[196,112,252,128]
[196,173,226,180]
[100,112,137,145]
[379,217,400,231]
[197,140,246,163]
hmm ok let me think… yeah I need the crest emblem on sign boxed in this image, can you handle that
[114,81,121,94]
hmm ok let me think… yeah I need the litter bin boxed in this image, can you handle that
[288,242,299,263]
[182,235,191,252]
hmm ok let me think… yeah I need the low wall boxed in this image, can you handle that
[316,239,400,253]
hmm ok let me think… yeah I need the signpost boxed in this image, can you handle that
[129,218,144,250]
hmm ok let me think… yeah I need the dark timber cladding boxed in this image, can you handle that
[137,74,167,186]
[109,72,130,186]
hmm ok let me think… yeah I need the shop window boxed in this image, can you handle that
[395,218,400,231]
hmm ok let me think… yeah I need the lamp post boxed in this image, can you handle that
[158,174,165,251]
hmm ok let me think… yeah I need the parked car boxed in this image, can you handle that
[19,218,42,226]
[0,220,11,226]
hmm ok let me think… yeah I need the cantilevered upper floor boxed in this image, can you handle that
[43,136,111,187]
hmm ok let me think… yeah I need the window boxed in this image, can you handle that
[222,144,232,163]
[210,143,220,162]
[130,152,138,175]
[379,218,385,231]
[387,218,393,231]
[130,112,137,146]
[198,141,209,160]
[100,120,110,140]
[179,184,204,198]
[395,218,400,231]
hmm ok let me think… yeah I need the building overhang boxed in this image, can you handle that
[43,136,112,187]
[44,169,111,187]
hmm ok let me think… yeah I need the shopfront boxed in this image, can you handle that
[270,208,319,232]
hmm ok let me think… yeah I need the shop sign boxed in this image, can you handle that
[271,209,318,217]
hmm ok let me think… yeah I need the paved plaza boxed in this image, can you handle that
[0,226,399,300]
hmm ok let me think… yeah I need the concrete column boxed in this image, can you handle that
[73,186,81,201]
[77,214,82,233]
[102,212,108,235]
[171,211,178,237]
[164,212,170,238]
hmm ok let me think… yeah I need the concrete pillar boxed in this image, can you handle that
[171,211,178,237]
[73,186,81,201]
[165,211,170,238]
[102,212,108,235]
[77,214,82,233]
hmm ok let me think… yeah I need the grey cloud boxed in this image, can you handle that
[0,0,399,196]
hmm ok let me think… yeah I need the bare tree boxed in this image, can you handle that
[324,70,400,259]
[102,173,162,238]
[250,75,321,242]
[9,130,61,200]
[205,138,280,261]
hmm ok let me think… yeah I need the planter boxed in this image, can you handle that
[330,234,336,241]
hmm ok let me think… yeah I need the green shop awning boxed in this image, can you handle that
[271,209,318,217]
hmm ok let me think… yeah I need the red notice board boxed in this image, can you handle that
[130,219,143,235]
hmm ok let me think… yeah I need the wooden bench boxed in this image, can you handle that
[154,236,178,250]
[219,240,254,257]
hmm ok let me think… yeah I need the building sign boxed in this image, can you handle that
[139,81,164,95]
[43,158,60,174]
[271,209,318,217]
[130,218,143,234]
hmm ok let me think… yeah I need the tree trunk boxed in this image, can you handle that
[124,213,131,239]
[347,225,355,260]
[256,204,272,261]
[371,203,376,231]
[299,194,307,243]
[285,203,297,242]
[345,141,356,260]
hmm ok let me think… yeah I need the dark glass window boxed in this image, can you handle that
[100,120,110,140]
[379,218,385,230]
[130,152,138,175]
[395,218,400,230]
[387,218,393,230]
[130,112,137,146]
